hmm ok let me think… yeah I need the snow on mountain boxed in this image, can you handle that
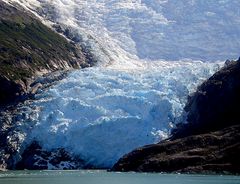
[4,0,239,168]
[5,0,240,62]
[46,0,240,61]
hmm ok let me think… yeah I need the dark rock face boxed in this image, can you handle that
[112,125,240,174]
[0,76,23,106]
[16,142,84,170]
[173,59,240,138]
[112,59,240,174]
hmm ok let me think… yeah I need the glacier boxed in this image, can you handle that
[3,0,240,168]
[10,61,221,168]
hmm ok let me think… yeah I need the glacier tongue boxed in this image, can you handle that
[15,61,221,167]
[4,0,238,168]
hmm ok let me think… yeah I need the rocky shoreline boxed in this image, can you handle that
[112,125,240,174]
[112,59,240,175]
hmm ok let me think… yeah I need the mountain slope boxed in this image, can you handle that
[4,0,240,62]
[173,59,240,138]
[0,0,93,107]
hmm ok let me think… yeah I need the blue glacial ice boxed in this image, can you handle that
[14,61,221,167]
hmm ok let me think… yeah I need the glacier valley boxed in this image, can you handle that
[3,0,240,168]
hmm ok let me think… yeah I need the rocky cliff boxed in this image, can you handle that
[173,59,240,138]
[112,59,240,174]
[0,0,94,107]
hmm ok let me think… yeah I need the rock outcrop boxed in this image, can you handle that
[173,59,240,138]
[112,59,240,174]
[112,125,240,174]
[16,142,84,170]
[0,0,95,107]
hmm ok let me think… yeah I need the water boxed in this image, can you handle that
[0,171,239,184]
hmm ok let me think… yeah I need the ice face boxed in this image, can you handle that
[14,61,221,168]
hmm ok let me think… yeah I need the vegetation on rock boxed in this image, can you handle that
[0,1,93,106]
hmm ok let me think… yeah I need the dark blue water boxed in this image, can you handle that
[0,170,239,184]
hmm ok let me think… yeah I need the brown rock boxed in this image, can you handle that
[112,59,240,174]
[112,125,240,174]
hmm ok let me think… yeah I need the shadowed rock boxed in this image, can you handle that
[112,59,240,174]
[112,125,240,174]
[16,142,85,170]
[173,58,240,138]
